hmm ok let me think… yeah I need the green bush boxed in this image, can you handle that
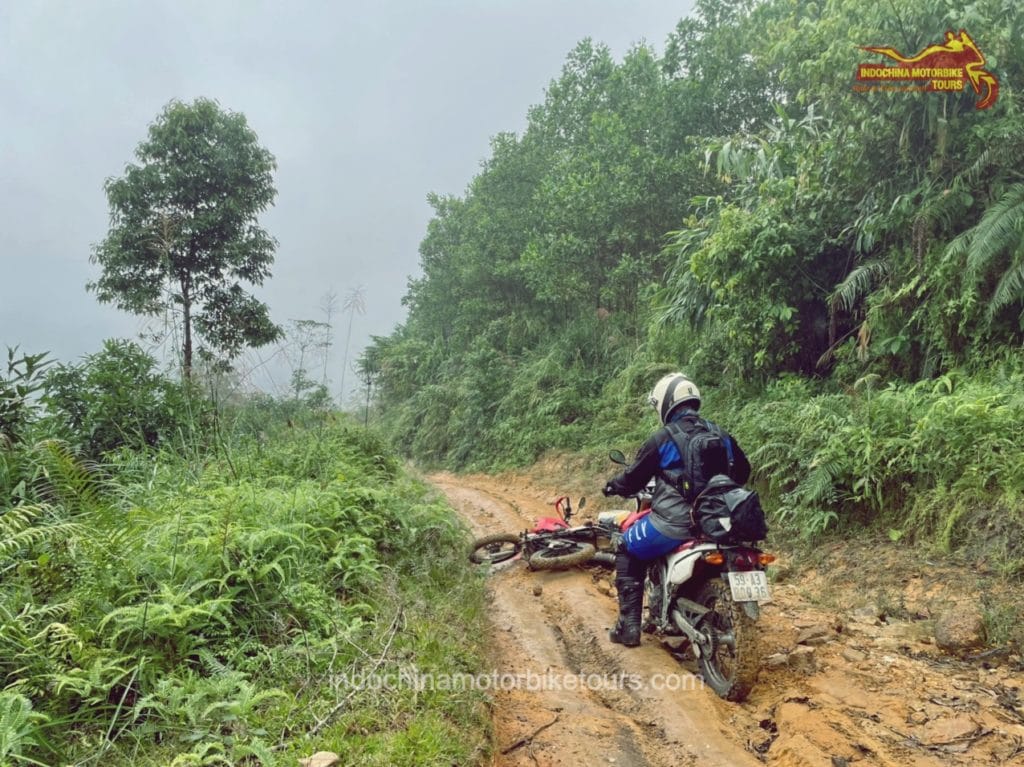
[42,339,201,456]
[722,368,1024,546]
[0,348,50,445]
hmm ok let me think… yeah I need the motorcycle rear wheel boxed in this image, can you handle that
[527,541,597,570]
[692,578,760,701]
[469,533,522,565]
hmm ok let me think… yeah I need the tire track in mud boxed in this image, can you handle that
[433,474,762,767]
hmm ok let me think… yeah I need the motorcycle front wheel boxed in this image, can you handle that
[527,541,596,570]
[691,578,760,702]
[469,533,522,565]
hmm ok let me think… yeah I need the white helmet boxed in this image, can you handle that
[648,372,701,424]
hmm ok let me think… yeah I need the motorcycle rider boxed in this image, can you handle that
[602,372,751,647]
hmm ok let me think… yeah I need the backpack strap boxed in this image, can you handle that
[722,433,735,470]
[661,418,693,494]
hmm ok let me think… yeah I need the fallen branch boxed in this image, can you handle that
[501,714,560,755]
[272,607,403,750]
[308,608,403,738]
[925,727,992,752]
[900,726,993,754]
[967,645,1013,662]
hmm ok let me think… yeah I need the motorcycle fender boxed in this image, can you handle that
[666,544,721,585]
[532,517,570,533]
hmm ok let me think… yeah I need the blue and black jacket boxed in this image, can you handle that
[606,407,751,539]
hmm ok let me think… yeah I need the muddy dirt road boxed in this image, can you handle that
[432,471,1024,767]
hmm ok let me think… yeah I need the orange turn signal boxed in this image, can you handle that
[702,552,725,565]
[758,553,777,565]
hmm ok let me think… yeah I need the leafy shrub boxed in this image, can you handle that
[726,369,1024,545]
[42,339,201,456]
[0,348,50,444]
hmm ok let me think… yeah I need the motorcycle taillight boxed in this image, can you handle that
[729,549,761,571]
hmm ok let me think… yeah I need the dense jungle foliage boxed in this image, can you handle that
[0,345,488,766]
[364,0,1024,559]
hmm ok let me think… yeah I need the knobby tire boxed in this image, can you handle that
[527,542,597,570]
[693,578,760,701]
[469,533,522,565]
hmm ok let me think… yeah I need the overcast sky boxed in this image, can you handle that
[1,0,695,401]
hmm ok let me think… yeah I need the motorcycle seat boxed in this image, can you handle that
[619,507,652,532]
[673,539,700,553]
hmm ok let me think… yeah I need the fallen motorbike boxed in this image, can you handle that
[599,450,774,701]
[469,496,614,570]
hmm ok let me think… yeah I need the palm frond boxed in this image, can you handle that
[830,260,889,313]
[989,254,1024,319]
[945,227,971,262]
[960,146,998,187]
[914,181,971,234]
[952,183,1024,278]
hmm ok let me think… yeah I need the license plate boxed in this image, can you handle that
[728,570,772,603]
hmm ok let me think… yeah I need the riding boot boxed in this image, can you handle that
[609,576,643,647]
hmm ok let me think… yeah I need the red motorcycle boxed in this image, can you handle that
[468,496,613,570]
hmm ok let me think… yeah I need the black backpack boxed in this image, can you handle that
[691,474,768,544]
[664,415,733,501]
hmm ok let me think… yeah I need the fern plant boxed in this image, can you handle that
[0,504,81,560]
[29,439,108,514]
[0,692,49,767]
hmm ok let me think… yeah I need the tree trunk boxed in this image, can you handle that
[364,377,371,426]
[181,277,193,380]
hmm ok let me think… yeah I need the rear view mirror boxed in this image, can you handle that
[579,497,586,509]
[609,450,627,465]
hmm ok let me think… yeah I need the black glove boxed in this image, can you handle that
[602,483,616,497]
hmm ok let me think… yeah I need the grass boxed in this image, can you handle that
[0,419,491,766]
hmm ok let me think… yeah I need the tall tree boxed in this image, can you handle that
[90,98,282,377]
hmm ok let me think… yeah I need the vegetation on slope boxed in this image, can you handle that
[0,348,488,766]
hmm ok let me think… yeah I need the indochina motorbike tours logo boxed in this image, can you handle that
[853,29,999,110]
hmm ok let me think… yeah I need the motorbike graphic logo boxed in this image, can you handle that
[854,30,999,110]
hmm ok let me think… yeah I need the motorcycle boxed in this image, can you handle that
[599,450,774,702]
[468,495,615,570]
